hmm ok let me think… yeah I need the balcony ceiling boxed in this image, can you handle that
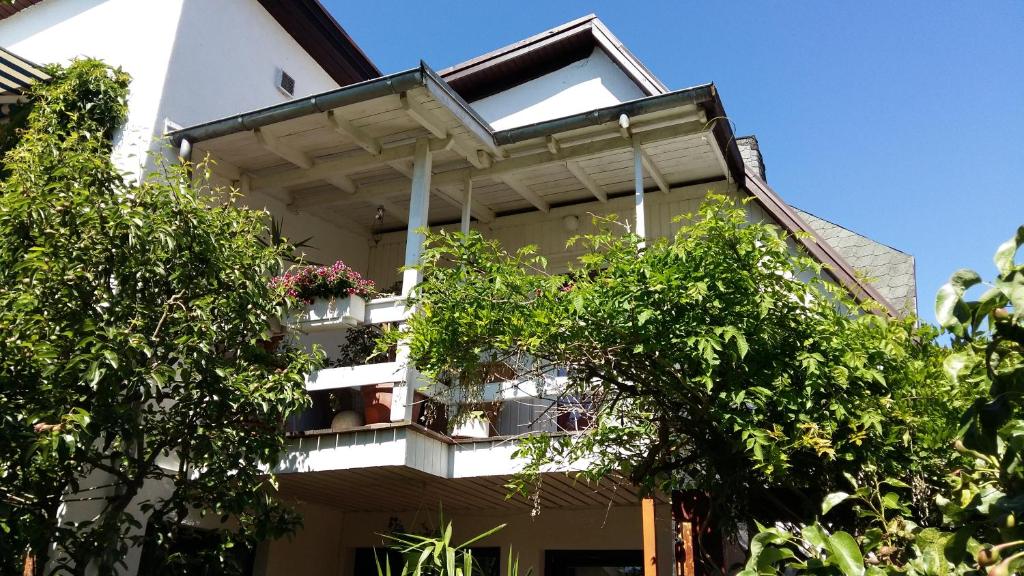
[184,66,734,232]
[277,466,656,513]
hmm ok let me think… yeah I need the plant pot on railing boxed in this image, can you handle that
[360,384,426,425]
[296,295,366,330]
[450,403,503,439]
[271,260,375,330]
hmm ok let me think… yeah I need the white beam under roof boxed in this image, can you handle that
[252,137,455,191]
[400,89,447,139]
[498,174,550,213]
[638,146,670,194]
[254,128,312,169]
[325,110,381,156]
[565,160,608,203]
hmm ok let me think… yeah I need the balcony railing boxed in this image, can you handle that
[285,296,594,439]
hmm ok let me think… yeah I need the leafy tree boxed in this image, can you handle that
[742,226,1024,575]
[0,60,319,574]
[395,196,967,542]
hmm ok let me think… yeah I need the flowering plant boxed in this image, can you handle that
[271,260,375,303]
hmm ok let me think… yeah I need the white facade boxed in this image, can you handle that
[0,0,340,176]
[471,48,647,130]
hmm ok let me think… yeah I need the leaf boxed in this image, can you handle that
[801,523,830,551]
[822,492,851,515]
[935,269,980,331]
[993,226,1024,276]
[826,531,865,576]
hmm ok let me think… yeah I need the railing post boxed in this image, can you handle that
[392,138,432,422]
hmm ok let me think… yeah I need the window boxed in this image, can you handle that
[545,550,643,576]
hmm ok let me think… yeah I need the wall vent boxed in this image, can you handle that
[275,68,295,97]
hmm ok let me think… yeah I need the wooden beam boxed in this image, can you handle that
[325,110,381,155]
[387,160,413,178]
[400,91,447,139]
[435,184,494,223]
[498,174,550,213]
[642,497,658,576]
[287,188,346,212]
[254,128,312,169]
[703,133,733,184]
[326,174,357,194]
[255,120,704,201]
[426,121,704,190]
[565,160,607,203]
[638,145,670,194]
[252,138,453,190]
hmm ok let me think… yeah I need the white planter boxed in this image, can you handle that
[294,295,366,331]
[452,417,491,439]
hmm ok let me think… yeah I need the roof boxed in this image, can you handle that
[0,45,48,97]
[439,14,667,102]
[741,168,900,315]
[255,0,379,85]
[0,0,379,86]
[794,208,917,315]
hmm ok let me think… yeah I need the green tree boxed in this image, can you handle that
[395,196,966,542]
[741,226,1024,575]
[0,60,319,574]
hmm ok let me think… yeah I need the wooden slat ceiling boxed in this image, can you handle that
[194,87,720,228]
[276,466,659,513]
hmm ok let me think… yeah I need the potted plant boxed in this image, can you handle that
[272,260,375,330]
[450,402,502,439]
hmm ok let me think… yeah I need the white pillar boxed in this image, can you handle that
[401,138,432,297]
[393,138,432,422]
[633,139,647,244]
[461,174,472,236]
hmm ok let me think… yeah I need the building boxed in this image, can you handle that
[0,3,916,575]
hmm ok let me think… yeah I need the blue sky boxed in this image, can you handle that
[324,1,1023,325]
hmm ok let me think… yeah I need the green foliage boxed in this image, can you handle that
[376,519,530,576]
[395,195,967,531]
[0,59,319,574]
[744,225,1024,575]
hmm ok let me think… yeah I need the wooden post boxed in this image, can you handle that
[672,491,719,576]
[642,497,658,576]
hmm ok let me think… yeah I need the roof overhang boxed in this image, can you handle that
[742,167,898,315]
[168,62,735,229]
[439,14,667,101]
[0,46,48,104]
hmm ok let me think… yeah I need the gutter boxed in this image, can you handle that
[167,63,493,149]
[491,83,718,146]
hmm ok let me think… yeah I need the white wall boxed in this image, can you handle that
[470,48,647,131]
[0,0,341,177]
[366,181,737,289]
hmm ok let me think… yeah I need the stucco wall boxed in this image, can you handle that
[0,0,340,176]
[469,48,647,131]
[259,501,675,576]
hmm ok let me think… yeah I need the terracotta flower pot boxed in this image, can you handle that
[360,384,425,425]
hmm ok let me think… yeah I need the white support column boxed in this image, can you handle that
[402,138,432,297]
[393,138,432,422]
[461,174,472,236]
[633,139,647,245]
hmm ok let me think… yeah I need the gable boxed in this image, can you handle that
[469,47,648,131]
